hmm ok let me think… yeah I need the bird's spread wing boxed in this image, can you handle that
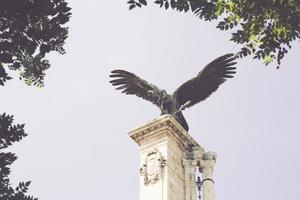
[109,69,162,106]
[173,53,237,108]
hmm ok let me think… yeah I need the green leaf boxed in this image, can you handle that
[129,4,135,10]
[25,181,31,187]
[165,1,169,9]
[139,0,147,6]
[170,0,176,8]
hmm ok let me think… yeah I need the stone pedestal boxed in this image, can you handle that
[128,115,216,200]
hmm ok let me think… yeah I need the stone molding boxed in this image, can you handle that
[128,115,202,151]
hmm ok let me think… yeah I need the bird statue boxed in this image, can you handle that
[109,53,237,131]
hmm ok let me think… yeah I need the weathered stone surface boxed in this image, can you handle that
[200,152,217,200]
[129,115,216,200]
[129,115,199,200]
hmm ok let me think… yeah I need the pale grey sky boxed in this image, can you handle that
[1,1,300,200]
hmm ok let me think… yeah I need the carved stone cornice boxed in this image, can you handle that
[128,114,202,151]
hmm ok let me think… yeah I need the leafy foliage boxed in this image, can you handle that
[127,0,300,68]
[0,1,71,199]
[0,113,27,149]
[0,0,71,87]
[0,113,37,200]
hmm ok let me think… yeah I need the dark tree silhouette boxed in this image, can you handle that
[0,113,36,200]
[127,0,300,68]
[0,0,71,199]
[0,0,71,87]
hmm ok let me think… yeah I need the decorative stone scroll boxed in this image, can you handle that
[139,149,167,185]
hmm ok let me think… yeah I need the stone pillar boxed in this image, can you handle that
[128,115,201,200]
[200,152,217,200]
[182,159,197,200]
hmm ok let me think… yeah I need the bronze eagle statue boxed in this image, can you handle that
[110,53,237,131]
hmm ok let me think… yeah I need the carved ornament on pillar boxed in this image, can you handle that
[139,149,167,185]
